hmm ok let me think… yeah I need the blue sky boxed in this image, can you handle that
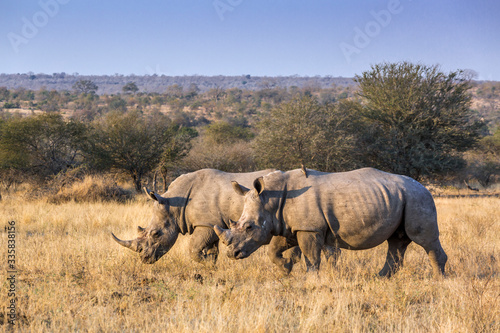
[1,0,499,80]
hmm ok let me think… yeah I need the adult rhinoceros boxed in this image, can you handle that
[112,169,301,273]
[215,168,448,278]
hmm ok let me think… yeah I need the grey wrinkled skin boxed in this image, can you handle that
[112,169,301,273]
[217,167,448,278]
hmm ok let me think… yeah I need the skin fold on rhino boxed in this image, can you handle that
[111,169,301,274]
[215,167,448,278]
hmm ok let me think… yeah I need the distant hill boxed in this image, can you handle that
[0,73,356,94]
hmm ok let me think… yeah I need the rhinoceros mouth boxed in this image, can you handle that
[226,248,250,260]
[235,250,248,259]
[141,255,158,264]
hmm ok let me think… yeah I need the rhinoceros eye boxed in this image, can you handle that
[151,230,161,237]
[245,224,253,232]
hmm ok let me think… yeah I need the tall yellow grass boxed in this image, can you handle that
[1,195,498,332]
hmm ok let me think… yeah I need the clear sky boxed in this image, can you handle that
[1,0,499,80]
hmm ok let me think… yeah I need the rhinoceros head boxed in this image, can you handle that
[214,177,274,259]
[112,188,179,264]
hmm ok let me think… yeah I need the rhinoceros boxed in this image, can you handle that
[112,169,301,273]
[215,167,448,278]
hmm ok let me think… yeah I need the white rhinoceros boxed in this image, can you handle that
[112,169,301,273]
[215,167,448,278]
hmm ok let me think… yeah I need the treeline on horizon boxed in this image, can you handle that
[0,62,499,198]
[0,72,356,95]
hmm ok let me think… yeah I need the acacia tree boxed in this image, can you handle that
[0,113,87,177]
[72,80,98,95]
[122,82,139,94]
[88,110,174,191]
[465,127,500,187]
[254,95,360,171]
[354,62,486,180]
[204,121,253,144]
[181,121,256,173]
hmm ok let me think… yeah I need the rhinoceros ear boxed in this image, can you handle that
[301,164,308,178]
[144,187,157,200]
[144,187,168,205]
[231,181,249,196]
[253,177,265,196]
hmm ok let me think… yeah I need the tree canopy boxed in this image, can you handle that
[88,110,175,191]
[122,82,139,94]
[254,95,360,172]
[72,80,98,95]
[354,62,487,180]
[0,113,87,177]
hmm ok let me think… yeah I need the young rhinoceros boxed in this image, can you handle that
[215,167,448,278]
[112,169,301,274]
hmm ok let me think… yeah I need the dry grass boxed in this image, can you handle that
[1,196,498,332]
[47,175,134,204]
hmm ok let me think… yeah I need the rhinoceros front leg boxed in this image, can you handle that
[297,231,324,272]
[189,226,219,264]
[322,245,341,269]
[268,236,301,275]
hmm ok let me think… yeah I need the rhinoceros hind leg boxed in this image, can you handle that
[189,227,219,264]
[404,190,448,278]
[423,240,448,278]
[378,231,412,278]
[297,231,324,272]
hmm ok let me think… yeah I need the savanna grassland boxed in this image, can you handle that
[1,194,499,332]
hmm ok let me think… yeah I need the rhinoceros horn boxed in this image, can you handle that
[214,225,231,245]
[111,232,141,252]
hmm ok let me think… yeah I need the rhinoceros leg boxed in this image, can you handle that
[297,231,324,272]
[322,245,341,269]
[424,241,448,278]
[189,227,219,264]
[379,230,412,277]
[404,194,448,278]
[409,236,447,278]
[323,231,341,269]
[268,236,301,275]
[283,245,302,264]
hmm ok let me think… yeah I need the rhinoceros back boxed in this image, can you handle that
[282,168,433,249]
[165,169,274,233]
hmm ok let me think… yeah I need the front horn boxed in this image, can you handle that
[111,232,141,252]
[214,225,232,246]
